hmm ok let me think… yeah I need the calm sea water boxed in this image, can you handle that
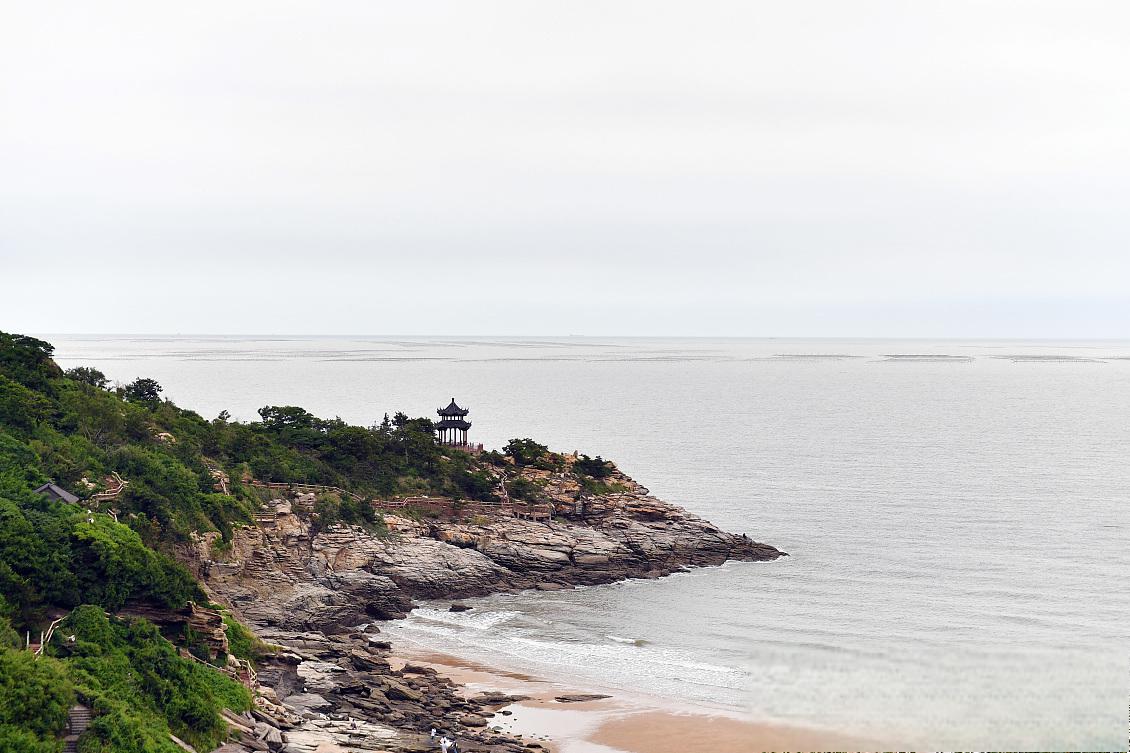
[50,336,1130,750]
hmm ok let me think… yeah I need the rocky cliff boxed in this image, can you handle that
[188,468,783,752]
[188,473,781,634]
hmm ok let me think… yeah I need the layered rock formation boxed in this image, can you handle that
[188,477,781,633]
[186,468,783,752]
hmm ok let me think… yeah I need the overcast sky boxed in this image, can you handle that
[2,1,1128,337]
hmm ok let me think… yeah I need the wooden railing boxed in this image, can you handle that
[249,483,520,516]
[509,501,554,521]
[249,480,365,503]
[88,472,127,505]
[386,495,512,511]
[30,616,66,658]
[178,647,258,690]
[210,469,230,495]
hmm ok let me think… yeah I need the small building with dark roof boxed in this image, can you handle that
[34,482,81,505]
[436,398,472,447]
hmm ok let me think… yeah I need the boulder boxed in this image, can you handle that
[283,693,331,713]
[384,679,423,702]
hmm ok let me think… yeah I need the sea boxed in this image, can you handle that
[49,335,1130,751]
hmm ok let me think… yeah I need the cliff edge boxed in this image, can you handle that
[188,464,783,633]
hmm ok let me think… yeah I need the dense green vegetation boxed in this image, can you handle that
[0,421,201,629]
[505,476,544,501]
[501,437,555,469]
[221,612,271,664]
[58,606,250,753]
[0,330,622,751]
[2,332,615,561]
[0,333,256,752]
[0,641,73,753]
[573,454,612,479]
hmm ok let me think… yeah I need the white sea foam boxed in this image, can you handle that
[410,607,520,631]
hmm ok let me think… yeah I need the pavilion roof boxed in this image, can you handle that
[437,398,469,417]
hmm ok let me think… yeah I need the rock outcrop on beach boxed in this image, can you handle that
[212,627,546,753]
[188,472,781,634]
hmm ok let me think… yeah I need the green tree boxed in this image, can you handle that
[0,375,52,433]
[61,387,125,447]
[503,438,550,467]
[69,516,201,611]
[573,454,612,479]
[121,378,162,405]
[65,367,109,389]
[0,332,59,393]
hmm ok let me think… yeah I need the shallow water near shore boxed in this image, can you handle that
[49,335,1130,750]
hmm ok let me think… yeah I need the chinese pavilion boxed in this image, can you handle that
[436,398,471,447]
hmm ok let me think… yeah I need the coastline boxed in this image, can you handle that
[182,445,790,750]
[390,645,879,753]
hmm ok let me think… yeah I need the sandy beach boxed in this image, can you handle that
[390,648,880,753]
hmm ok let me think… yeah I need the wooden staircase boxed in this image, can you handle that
[87,472,127,506]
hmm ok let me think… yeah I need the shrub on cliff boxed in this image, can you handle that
[578,477,630,496]
[0,429,45,485]
[0,374,53,433]
[222,612,272,663]
[506,477,543,502]
[449,467,498,502]
[573,454,613,479]
[60,606,250,753]
[65,366,110,390]
[503,438,552,468]
[0,646,73,753]
[311,492,386,535]
[69,516,202,611]
[103,443,256,544]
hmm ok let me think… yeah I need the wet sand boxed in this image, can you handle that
[591,711,871,753]
[390,648,882,753]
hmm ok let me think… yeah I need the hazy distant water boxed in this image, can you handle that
[50,336,1130,750]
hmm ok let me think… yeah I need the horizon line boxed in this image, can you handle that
[29,332,1130,342]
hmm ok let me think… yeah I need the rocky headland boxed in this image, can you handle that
[187,462,783,752]
[0,333,785,753]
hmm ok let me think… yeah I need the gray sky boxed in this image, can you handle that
[2,1,1128,337]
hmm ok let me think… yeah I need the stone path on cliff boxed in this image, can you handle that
[62,705,91,753]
